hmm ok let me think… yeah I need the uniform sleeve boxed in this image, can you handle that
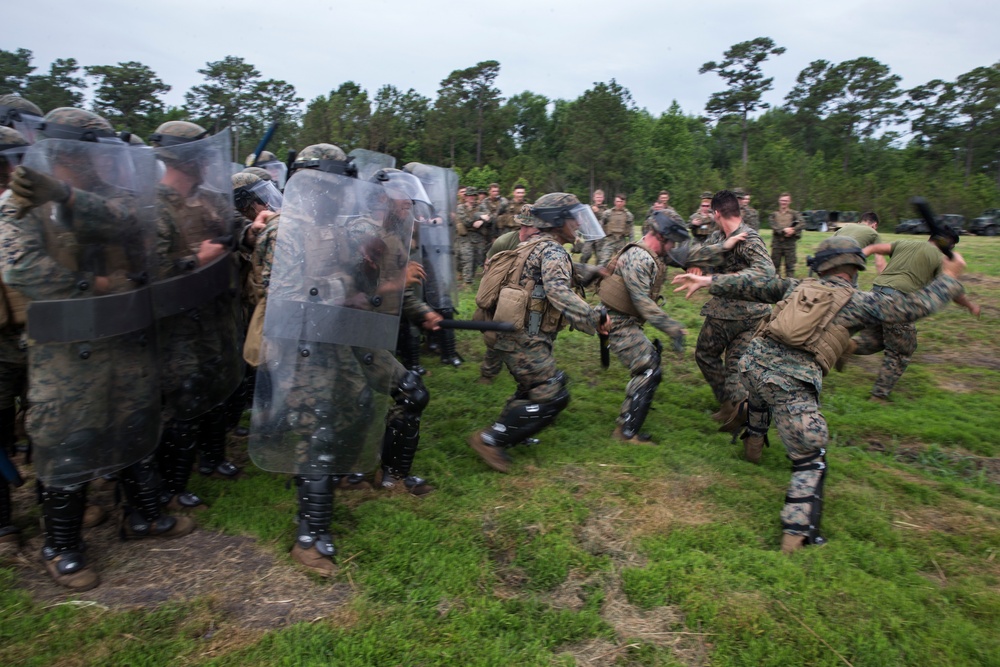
[838,275,963,328]
[539,243,600,335]
[791,211,806,233]
[622,250,684,337]
[708,273,796,303]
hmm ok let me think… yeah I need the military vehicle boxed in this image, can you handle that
[896,214,964,235]
[968,209,1000,236]
[801,210,859,232]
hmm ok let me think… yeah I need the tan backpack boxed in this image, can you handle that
[761,278,854,374]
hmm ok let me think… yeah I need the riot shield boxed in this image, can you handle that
[255,157,288,190]
[18,138,160,486]
[348,148,396,181]
[151,128,244,422]
[250,169,415,475]
[403,163,458,312]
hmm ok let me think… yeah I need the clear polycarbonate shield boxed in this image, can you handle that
[19,139,160,486]
[151,128,244,421]
[403,163,458,311]
[348,148,396,181]
[250,178,283,212]
[1,108,43,144]
[250,169,414,475]
[567,203,606,241]
[257,158,288,190]
[0,146,27,169]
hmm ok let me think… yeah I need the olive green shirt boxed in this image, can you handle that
[873,240,941,294]
[834,223,880,249]
[486,230,521,260]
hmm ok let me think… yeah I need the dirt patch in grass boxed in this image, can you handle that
[627,476,725,539]
[8,477,354,632]
[918,350,1000,372]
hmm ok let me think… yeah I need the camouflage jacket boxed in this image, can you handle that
[740,205,760,231]
[455,202,488,237]
[0,189,142,302]
[610,244,685,338]
[769,209,805,242]
[709,272,963,394]
[496,198,525,230]
[477,196,508,227]
[686,223,774,320]
[688,211,716,238]
[601,208,635,238]
[155,184,232,279]
[590,203,607,222]
[494,231,600,351]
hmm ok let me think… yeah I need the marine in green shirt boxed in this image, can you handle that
[834,212,884,273]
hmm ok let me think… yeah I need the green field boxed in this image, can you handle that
[2,231,998,667]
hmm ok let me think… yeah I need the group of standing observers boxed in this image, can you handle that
[0,92,979,594]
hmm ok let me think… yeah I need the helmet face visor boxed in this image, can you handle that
[566,203,605,240]
[250,179,284,211]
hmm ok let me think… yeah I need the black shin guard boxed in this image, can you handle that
[295,474,336,557]
[197,405,239,477]
[398,323,425,375]
[620,366,662,439]
[781,448,828,546]
[482,375,570,448]
[437,309,462,366]
[119,456,176,537]
[157,419,202,507]
[381,371,430,480]
[41,484,88,570]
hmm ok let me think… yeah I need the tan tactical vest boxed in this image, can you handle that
[758,278,854,374]
[604,209,630,235]
[597,243,664,320]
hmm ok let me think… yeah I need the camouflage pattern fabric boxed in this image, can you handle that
[709,271,964,537]
[477,195,507,242]
[853,320,917,399]
[455,202,485,283]
[0,330,25,409]
[581,203,607,262]
[597,211,634,265]
[688,211,716,243]
[492,232,600,401]
[740,205,760,231]
[695,317,758,404]
[769,210,806,278]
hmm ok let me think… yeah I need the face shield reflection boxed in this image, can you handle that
[258,159,287,189]
[249,179,283,212]
[566,203,605,240]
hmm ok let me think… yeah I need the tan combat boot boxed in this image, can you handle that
[44,553,100,591]
[291,543,337,577]
[717,400,747,434]
[612,426,655,445]
[781,534,807,554]
[743,434,765,464]
[467,431,511,473]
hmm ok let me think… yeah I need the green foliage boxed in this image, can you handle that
[85,61,171,137]
[0,48,34,96]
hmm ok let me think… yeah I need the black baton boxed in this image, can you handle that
[438,319,516,332]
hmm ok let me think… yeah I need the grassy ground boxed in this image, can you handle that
[2,231,998,666]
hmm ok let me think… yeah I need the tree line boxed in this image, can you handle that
[2,42,998,225]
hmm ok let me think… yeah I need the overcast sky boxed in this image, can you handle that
[9,0,999,119]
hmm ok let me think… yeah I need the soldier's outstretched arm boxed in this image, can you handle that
[844,253,966,327]
[541,245,600,334]
[623,251,685,341]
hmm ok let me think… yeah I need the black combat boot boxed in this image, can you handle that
[41,485,98,590]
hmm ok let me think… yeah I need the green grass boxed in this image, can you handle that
[2,231,998,666]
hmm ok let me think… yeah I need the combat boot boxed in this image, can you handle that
[378,470,434,496]
[781,533,807,554]
[612,426,655,444]
[82,504,107,529]
[467,431,511,473]
[292,475,336,577]
[119,457,196,540]
[716,400,747,434]
[742,433,766,465]
[334,474,373,492]
[41,485,99,591]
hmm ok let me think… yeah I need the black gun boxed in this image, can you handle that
[911,197,956,260]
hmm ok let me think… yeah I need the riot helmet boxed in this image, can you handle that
[529,192,604,240]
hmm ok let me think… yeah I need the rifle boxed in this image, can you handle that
[910,197,956,259]
[247,121,279,167]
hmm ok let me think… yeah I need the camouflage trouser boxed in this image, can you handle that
[853,320,917,398]
[496,334,562,402]
[456,235,487,284]
[0,329,26,410]
[597,235,629,266]
[695,316,762,404]
[741,362,828,538]
[609,317,659,429]
[771,240,798,278]
[579,239,600,264]
[480,345,503,380]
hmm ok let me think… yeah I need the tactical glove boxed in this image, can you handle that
[10,166,71,215]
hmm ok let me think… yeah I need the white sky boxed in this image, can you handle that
[9,0,999,118]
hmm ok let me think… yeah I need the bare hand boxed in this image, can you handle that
[968,303,981,318]
[422,311,443,331]
[941,251,966,279]
[687,266,703,277]
[197,240,227,265]
[405,261,427,286]
[784,227,795,237]
[671,273,712,299]
[723,232,748,250]
[472,220,483,229]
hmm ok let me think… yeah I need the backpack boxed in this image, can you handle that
[761,278,854,374]
[474,237,549,344]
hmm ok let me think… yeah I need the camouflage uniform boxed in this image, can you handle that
[469,193,604,471]
[741,205,760,231]
[852,240,940,399]
[598,208,634,265]
[688,211,716,245]
[706,246,963,547]
[769,209,806,277]
[687,224,774,405]
[604,243,685,439]
[580,203,606,264]
[455,199,486,283]
[478,194,508,243]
